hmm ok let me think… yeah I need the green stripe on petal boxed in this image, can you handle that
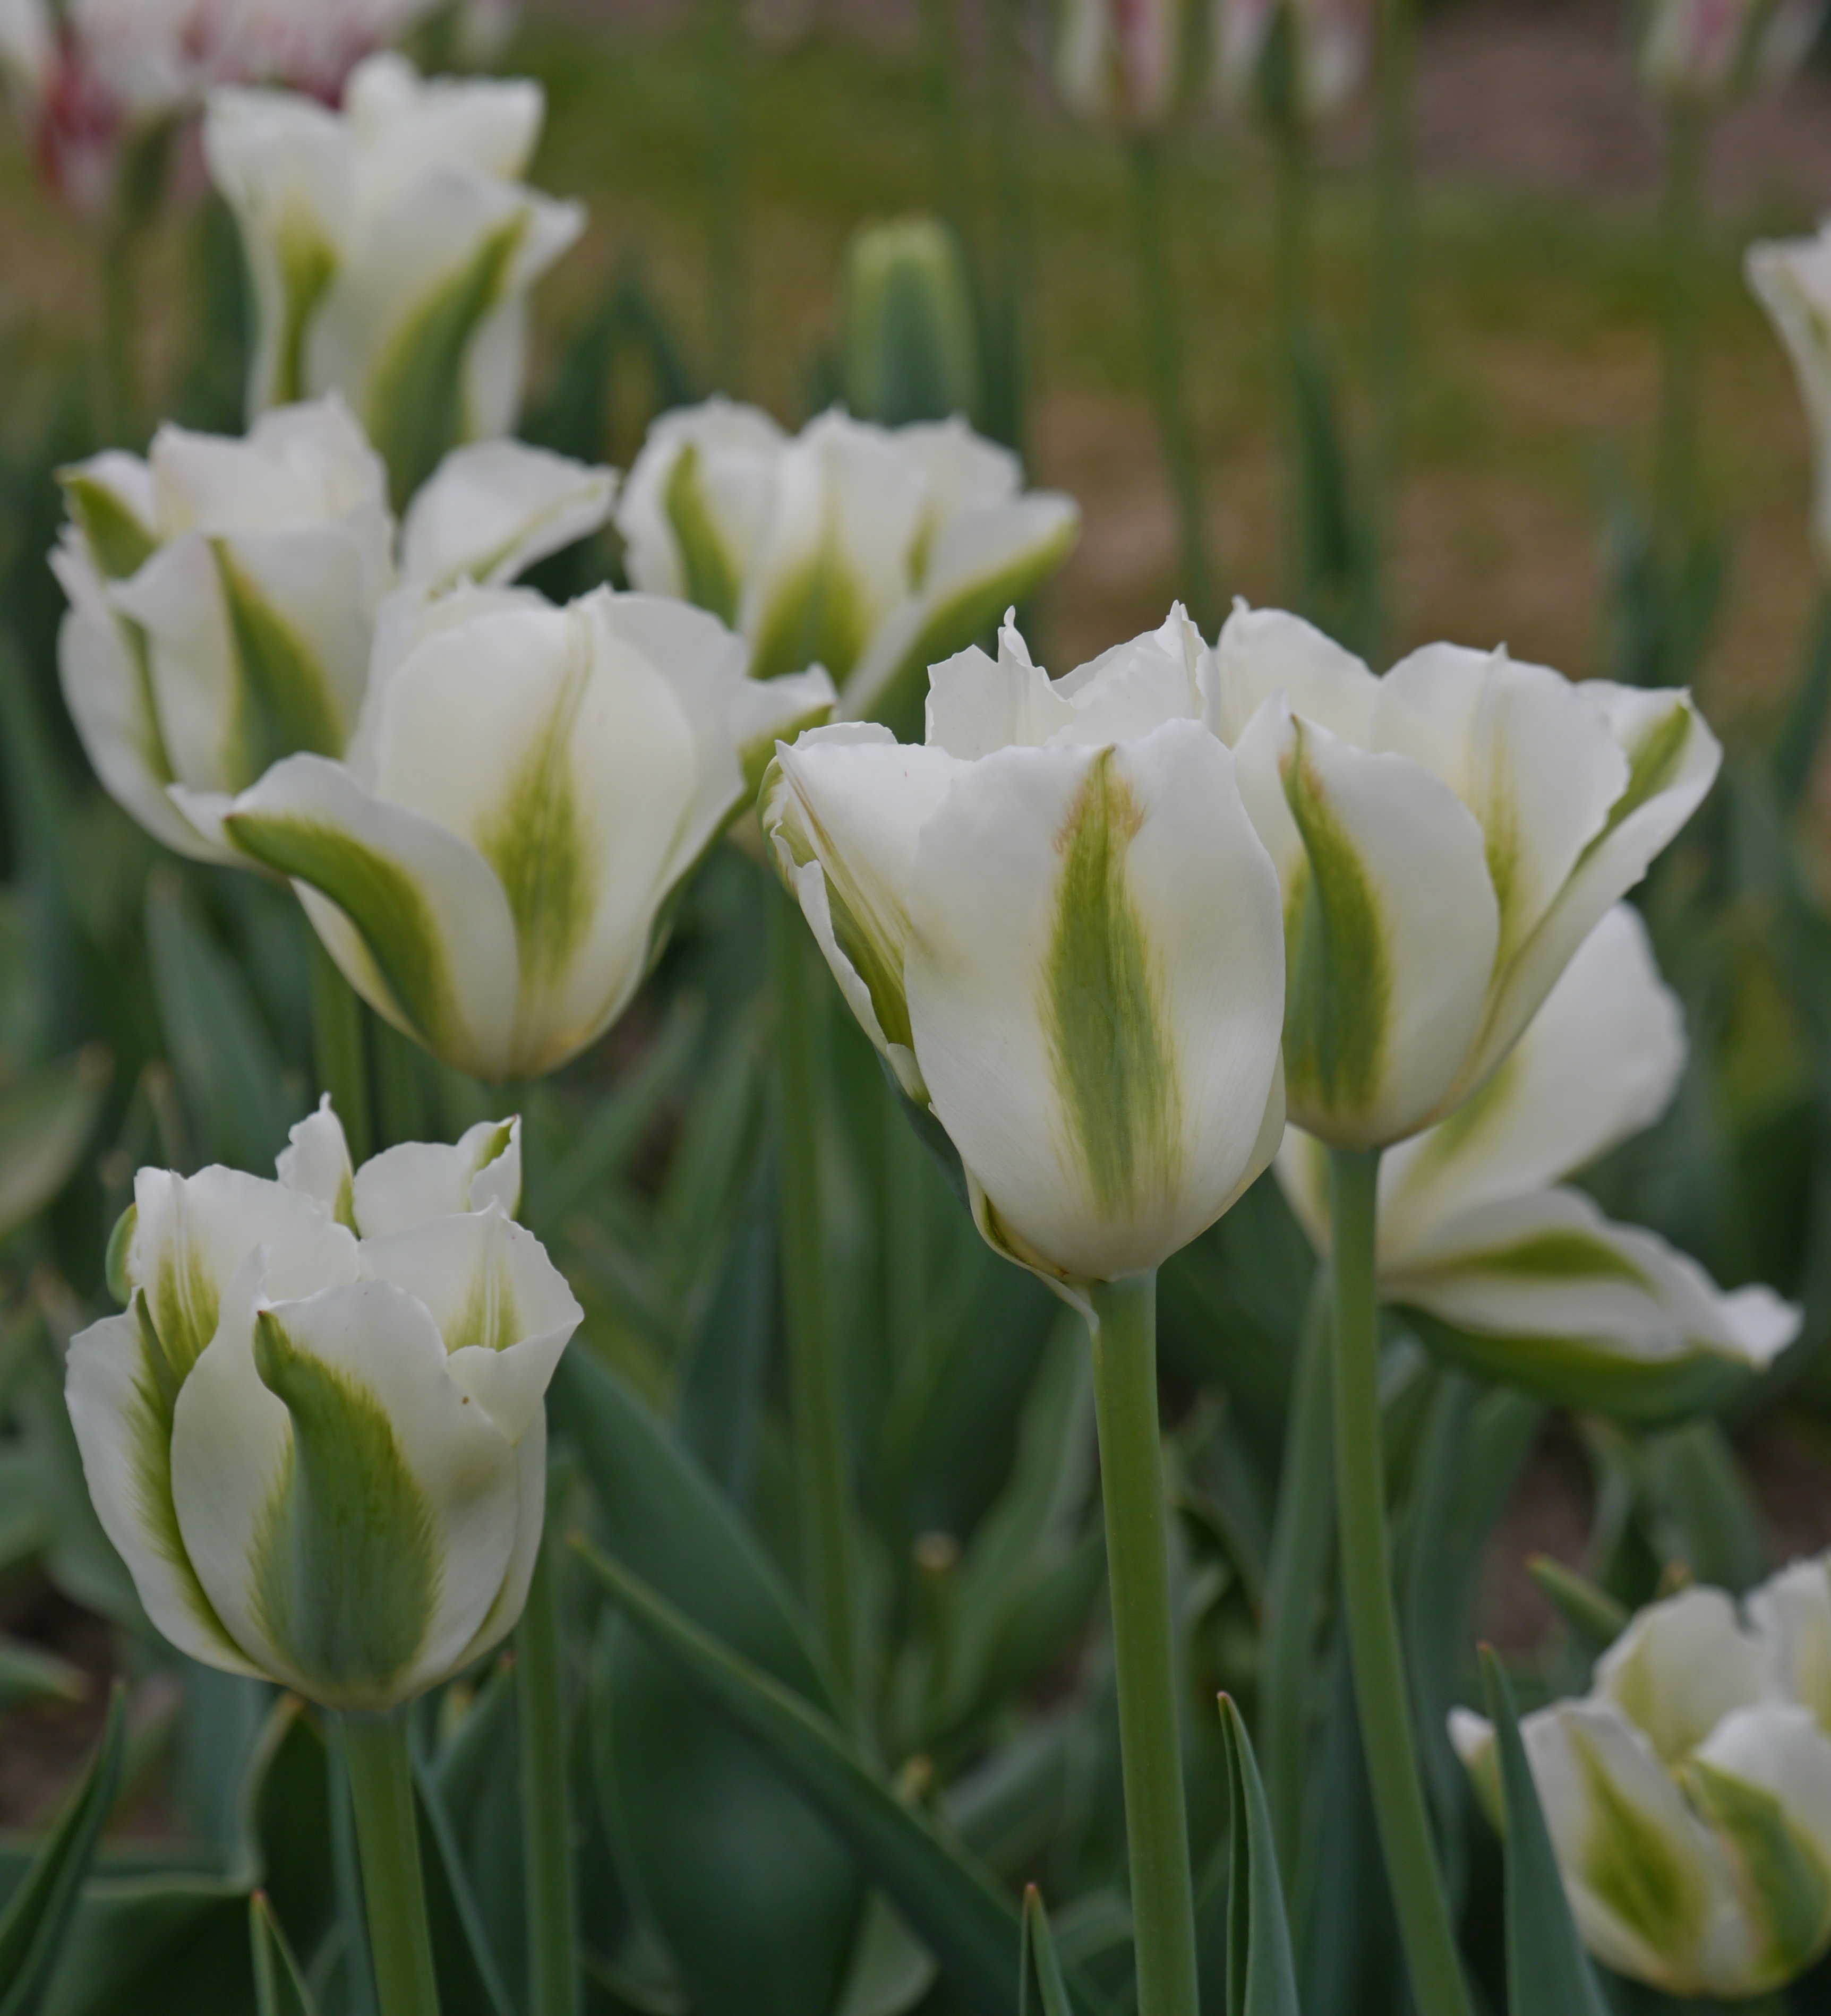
[213,543,347,788]
[366,217,526,510]
[1685,1760,1831,1981]
[224,812,459,1054]
[664,443,743,625]
[250,1310,439,1697]
[1583,701,1694,864]
[1280,722,1392,1119]
[476,686,597,995]
[1460,1230,1654,1287]
[1571,1727,1709,1959]
[1043,749,1182,1219]
[61,474,157,581]
[272,225,336,409]
[750,552,870,687]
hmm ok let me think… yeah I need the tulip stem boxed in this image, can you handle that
[1259,1264,1334,1888]
[771,885,854,1711]
[340,1710,441,2016]
[1656,101,1708,563]
[1329,1146,1474,2016]
[1086,1270,1199,2016]
[1126,138,1217,636]
[307,933,373,1168]
[1370,0,1417,651]
[517,1522,578,2016]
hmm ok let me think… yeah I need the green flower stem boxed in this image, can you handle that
[1329,1146,1473,2016]
[1086,1270,1198,2016]
[339,1710,441,2016]
[704,0,749,393]
[1370,0,1417,650]
[326,1722,378,2016]
[1656,101,1708,560]
[1258,1266,1334,1886]
[771,884,854,1711]
[307,933,372,1167]
[517,1519,578,2016]
[1126,139,1217,636]
[983,0,1031,454]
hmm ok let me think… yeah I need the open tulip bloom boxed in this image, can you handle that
[66,1100,576,1708]
[1748,217,1831,566]
[1277,903,1800,1417]
[54,394,615,869]
[204,53,582,501]
[615,400,1079,728]
[1453,1559,1831,1997]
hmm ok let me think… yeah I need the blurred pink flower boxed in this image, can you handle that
[1214,0,1374,125]
[1640,0,1827,102]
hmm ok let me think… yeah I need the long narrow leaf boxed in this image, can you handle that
[573,1534,1038,2016]
[1479,1648,1611,2016]
[0,1681,127,2014]
[250,1892,318,2016]
[1019,1888,1074,2016]
[1219,1697,1300,2016]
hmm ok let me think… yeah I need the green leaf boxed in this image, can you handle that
[1218,1697,1300,2016]
[1478,1648,1612,2016]
[0,1637,86,1709]
[1019,1887,1075,2016]
[0,1046,110,1243]
[0,1682,127,2015]
[1773,589,1831,816]
[574,1535,1046,2016]
[250,1892,318,2016]
[1639,1418,1768,1594]
[413,1754,518,2016]
[1526,1557,1629,1656]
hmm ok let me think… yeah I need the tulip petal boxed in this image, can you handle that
[1377,905,1685,1258]
[276,1094,356,1228]
[224,751,520,1075]
[1748,229,1831,559]
[617,399,787,615]
[1243,701,1500,1147]
[1749,1559,1831,1736]
[174,1277,519,1709]
[1596,1588,1772,1765]
[905,719,1285,1282]
[357,1204,581,1442]
[451,1410,547,1671]
[352,1115,520,1238]
[398,439,617,590]
[1204,603,1381,749]
[344,55,544,188]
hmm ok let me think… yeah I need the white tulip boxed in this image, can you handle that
[1213,0,1375,126]
[203,53,583,499]
[1749,219,1831,566]
[219,588,835,1080]
[1277,905,1800,1410]
[1054,0,1193,128]
[763,608,1285,1292]
[1452,1559,1831,1997]
[65,1101,578,1711]
[1210,603,1721,1148]
[54,396,615,868]
[1640,0,1826,102]
[615,400,1079,724]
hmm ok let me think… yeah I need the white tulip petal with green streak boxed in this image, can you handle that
[1237,697,1500,1148]
[172,1275,520,1710]
[904,719,1286,1284]
[149,400,387,538]
[353,1116,521,1239]
[1751,1560,1831,1735]
[224,750,521,1075]
[276,1095,356,1227]
[398,440,617,591]
[1597,1588,1773,1765]
[1203,602,1380,749]
[345,57,544,193]
[765,724,963,1100]
[1747,227,1831,559]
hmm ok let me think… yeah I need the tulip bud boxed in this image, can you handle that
[1054,0,1196,131]
[615,401,1078,726]
[1210,604,1721,1148]
[841,216,981,430]
[1214,0,1375,130]
[1452,1563,1831,1997]
[203,53,583,502]
[763,608,1286,1293]
[1639,0,1826,104]
[53,396,614,869]
[1748,221,1831,569]
[1277,904,1800,1416]
[65,1101,579,1711]
[221,587,836,1080]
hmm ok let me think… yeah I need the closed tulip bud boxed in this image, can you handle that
[1210,604,1721,1148]
[617,401,1077,728]
[1054,0,1195,130]
[1452,1559,1831,1997]
[203,53,583,502]
[841,216,981,430]
[1640,0,1826,103]
[1278,904,1800,1416]
[66,1101,579,1711]
[53,396,614,868]
[1214,0,1375,129]
[763,608,1285,1293]
[222,587,835,1080]
[1748,220,1831,567]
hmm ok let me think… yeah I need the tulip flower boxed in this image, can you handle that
[1277,904,1800,1416]
[1054,0,1194,130]
[66,1100,575,1708]
[1748,220,1831,566]
[1214,0,1374,128]
[1210,604,1722,1151]
[221,586,835,1080]
[203,53,583,501]
[1452,1559,1831,1997]
[841,216,980,429]
[615,400,1079,727]
[53,395,615,868]
[1639,0,1826,103]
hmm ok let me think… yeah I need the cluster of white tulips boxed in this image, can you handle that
[31,18,1831,2016]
